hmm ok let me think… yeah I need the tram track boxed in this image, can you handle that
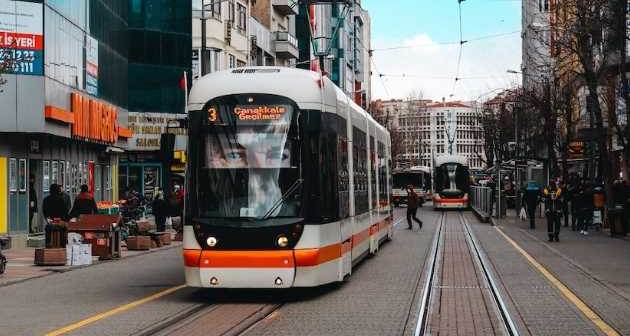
[413,211,519,336]
[133,301,283,336]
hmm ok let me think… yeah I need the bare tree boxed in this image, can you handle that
[523,0,628,207]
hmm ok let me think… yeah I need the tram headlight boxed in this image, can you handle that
[276,235,289,248]
[206,236,218,247]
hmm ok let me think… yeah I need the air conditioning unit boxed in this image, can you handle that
[225,20,233,45]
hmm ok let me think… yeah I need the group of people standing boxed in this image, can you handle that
[521,176,608,243]
[28,174,100,233]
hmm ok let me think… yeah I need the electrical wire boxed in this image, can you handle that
[370,30,520,52]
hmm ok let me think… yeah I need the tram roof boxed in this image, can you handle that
[435,155,468,167]
[187,67,388,141]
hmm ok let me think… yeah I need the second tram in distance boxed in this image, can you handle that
[183,67,393,288]
[433,155,470,209]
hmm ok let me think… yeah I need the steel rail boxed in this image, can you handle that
[460,212,520,336]
[412,212,445,336]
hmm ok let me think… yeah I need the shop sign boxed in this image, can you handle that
[127,112,187,151]
[71,93,119,144]
[0,0,43,76]
[85,35,99,96]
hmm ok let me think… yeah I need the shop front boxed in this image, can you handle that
[121,112,187,201]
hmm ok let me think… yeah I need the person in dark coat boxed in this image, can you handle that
[152,190,168,232]
[576,182,594,235]
[69,184,98,219]
[522,181,541,230]
[42,183,69,221]
[406,185,423,230]
[543,180,563,242]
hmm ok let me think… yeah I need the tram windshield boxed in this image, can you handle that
[196,100,301,220]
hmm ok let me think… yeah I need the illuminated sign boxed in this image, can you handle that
[71,93,119,144]
[234,106,288,121]
[0,0,44,76]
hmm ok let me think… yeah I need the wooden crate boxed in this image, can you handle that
[173,232,183,242]
[127,236,151,250]
[34,248,67,266]
[136,220,151,233]
[160,232,171,246]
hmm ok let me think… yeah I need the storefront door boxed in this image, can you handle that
[29,159,41,233]
[8,158,28,234]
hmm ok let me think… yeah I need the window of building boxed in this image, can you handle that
[43,161,50,192]
[228,0,235,22]
[9,159,17,192]
[237,3,247,32]
[228,54,236,68]
[59,161,65,191]
[51,161,59,185]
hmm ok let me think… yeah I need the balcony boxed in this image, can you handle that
[273,31,299,59]
[272,0,298,16]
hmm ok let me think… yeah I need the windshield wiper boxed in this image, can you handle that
[261,178,303,220]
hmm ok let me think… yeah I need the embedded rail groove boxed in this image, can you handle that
[413,211,519,336]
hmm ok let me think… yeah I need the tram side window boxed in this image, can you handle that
[319,132,338,222]
[378,142,387,207]
[338,120,349,219]
[370,136,377,209]
[353,127,368,214]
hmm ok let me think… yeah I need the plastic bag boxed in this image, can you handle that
[519,207,527,221]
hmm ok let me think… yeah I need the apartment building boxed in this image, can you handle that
[295,0,371,107]
[522,0,552,91]
[249,0,299,67]
[192,0,251,79]
[376,99,485,171]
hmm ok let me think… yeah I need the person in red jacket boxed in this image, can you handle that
[70,185,98,219]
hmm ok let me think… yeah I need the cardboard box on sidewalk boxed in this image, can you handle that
[66,244,93,266]
[34,248,66,266]
[127,236,151,250]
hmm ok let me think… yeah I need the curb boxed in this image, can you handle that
[0,243,181,288]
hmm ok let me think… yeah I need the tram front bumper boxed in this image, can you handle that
[184,249,296,288]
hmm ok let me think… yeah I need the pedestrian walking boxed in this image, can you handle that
[152,190,168,232]
[543,180,563,242]
[576,182,594,235]
[29,175,38,233]
[69,184,99,219]
[42,184,69,221]
[561,180,571,227]
[568,176,581,231]
[522,181,541,230]
[406,185,423,230]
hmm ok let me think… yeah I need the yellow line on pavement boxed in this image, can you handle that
[45,284,187,336]
[495,227,620,336]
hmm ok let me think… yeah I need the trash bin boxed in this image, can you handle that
[608,207,625,236]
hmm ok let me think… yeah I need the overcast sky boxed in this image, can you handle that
[363,0,523,102]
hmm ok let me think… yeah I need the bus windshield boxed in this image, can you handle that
[196,101,301,220]
[393,173,422,189]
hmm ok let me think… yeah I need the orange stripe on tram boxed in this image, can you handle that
[198,250,295,268]
[294,244,342,267]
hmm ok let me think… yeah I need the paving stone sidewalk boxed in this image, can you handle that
[0,237,181,287]
[492,212,630,335]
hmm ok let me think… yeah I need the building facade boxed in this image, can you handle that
[0,0,132,237]
[521,0,552,91]
[295,0,371,108]
[121,0,192,200]
[375,99,485,171]
[249,0,299,67]
[192,0,251,80]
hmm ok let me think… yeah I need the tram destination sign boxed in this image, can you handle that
[234,105,288,122]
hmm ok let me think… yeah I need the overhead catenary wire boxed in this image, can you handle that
[451,0,466,98]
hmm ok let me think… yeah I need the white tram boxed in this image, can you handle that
[432,155,470,209]
[183,67,393,288]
